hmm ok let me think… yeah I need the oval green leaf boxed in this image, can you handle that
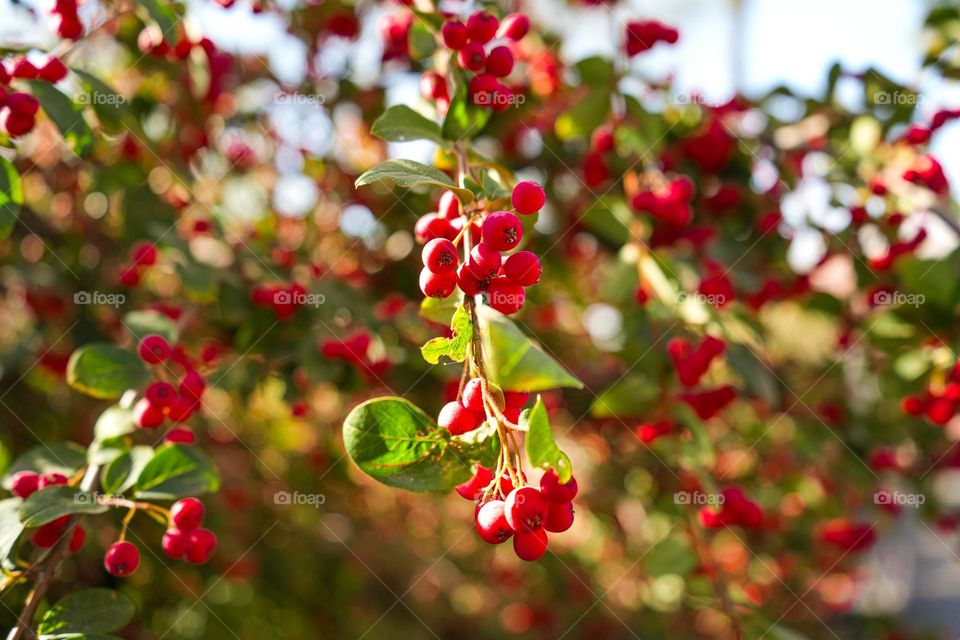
[67,344,149,400]
[37,589,135,635]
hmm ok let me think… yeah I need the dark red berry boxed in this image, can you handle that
[423,238,459,274]
[503,391,529,408]
[185,528,217,564]
[505,486,548,532]
[485,46,514,77]
[419,268,458,298]
[166,396,195,423]
[415,213,456,244]
[540,468,578,503]
[138,334,171,364]
[145,381,177,409]
[457,42,486,71]
[441,20,469,50]
[10,471,40,499]
[466,11,499,44]
[511,181,545,214]
[171,497,205,530]
[69,525,86,553]
[179,370,206,401]
[513,528,548,561]
[487,277,525,315]
[482,212,522,251]
[503,251,541,286]
[468,242,502,281]
[438,191,460,220]
[162,528,188,558]
[476,500,514,544]
[104,540,140,576]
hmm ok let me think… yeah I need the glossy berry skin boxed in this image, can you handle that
[438,191,460,220]
[505,486,549,532]
[104,540,140,576]
[487,277,525,315]
[10,471,40,499]
[423,238,459,274]
[133,398,164,429]
[438,401,483,435]
[498,13,530,40]
[482,212,522,251]
[185,528,217,564]
[461,378,485,412]
[171,497,205,530]
[485,46,514,77]
[545,501,574,533]
[456,465,493,500]
[540,469,578,503]
[138,335,171,364]
[504,251,541,286]
[458,42,487,71]
[513,528,548,561]
[419,268,458,298]
[512,181,545,214]
[466,11,499,44]
[468,242,502,281]
[166,396,196,423]
[38,473,68,489]
[145,381,177,409]
[415,213,456,244]
[476,500,514,544]
[441,20,469,50]
[179,370,206,401]
[504,391,529,408]
[457,263,488,296]
[162,528,189,558]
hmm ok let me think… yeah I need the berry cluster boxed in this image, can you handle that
[901,108,960,144]
[133,334,206,442]
[0,56,68,138]
[418,182,544,316]
[630,176,694,226]
[161,497,217,564]
[697,486,763,529]
[50,0,83,39]
[667,335,725,387]
[624,20,678,57]
[11,471,86,552]
[903,154,949,195]
[470,469,577,561]
[320,331,390,380]
[901,365,960,425]
[438,378,528,435]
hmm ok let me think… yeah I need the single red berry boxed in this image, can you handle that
[32,517,68,548]
[511,181,545,214]
[457,42,487,71]
[513,528,548,561]
[544,501,574,533]
[901,394,926,416]
[461,378,486,412]
[438,401,483,435]
[179,370,206,401]
[104,540,140,576]
[10,59,39,80]
[438,191,460,220]
[466,11,499,44]
[456,465,493,500]
[118,265,140,287]
[468,242,502,281]
[162,528,188,558]
[10,471,40,499]
[138,334,171,364]
[165,427,196,444]
[415,213,456,244]
[185,528,217,564]
[485,46,514,78]
[503,391,529,408]
[505,486,549,532]
[926,397,955,425]
[130,240,158,267]
[540,468,578,503]
[487,277,525,315]
[69,525,86,553]
[419,267,458,298]
[423,238,459,274]
[145,381,177,409]
[38,57,68,83]
[441,20,469,50]
[133,397,164,429]
[166,396,196,423]
[482,212,522,251]
[498,13,530,40]
[469,73,498,106]
[420,71,448,101]
[457,263,488,296]
[171,497,205,530]
[503,251,541,286]
[476,500,514,544]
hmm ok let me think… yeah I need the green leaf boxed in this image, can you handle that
[71,69,130,129]
[136,0,179,46]
[893,252,958,308]
[37,589,135,635]
[644,537,697,577]
[371,105,443,144]
[0,498,24,564]
[93,406,136,441]
[408,20,437,60]
[343,397,474,492]
[26,81,94,155]
[20,486,109,527]
[521,396,572,482]
[555,90,611,142]
[3,443,86,488]
[590,376,659,418]
[67,344,149,400]
[442,73,492,142]
[477,305,583,392]
[355,159,473,203]
[419,294,460,325]
[134,444,219,500]
[480,169,510,201]
[0,155,22,242]
[101,446,153,495]
[123,310,178,344]
[421,304,472,364]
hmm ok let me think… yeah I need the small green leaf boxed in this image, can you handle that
[355,159,473,203]
[521,396,572,482]
[0,155,22,242]
[442,71,492,141]
[371,105,443,144]
[101,446,153,495]
[343,397,475,492]
[0,498,24,563]
[421,304,473,364]
[94,406,136,441]
[480,170,510,200]
[477,305,583,392]
[38,589,135,635]
[67,344,149,400]
[134,444,219,500]
[3,443,86,488]
[20,486,109,527]
[27,81,94,155]
[123,310,178,344]
[420,294,460,325]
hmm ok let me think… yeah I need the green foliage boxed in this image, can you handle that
[521,396,572,483]
[371,105,443,144]
[420,304,472,364]
[66,345,149,400]
[37,589,135,636]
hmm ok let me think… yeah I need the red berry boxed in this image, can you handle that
[145,381,177,409]
[485,46,514,77]
[415,213,456,244]
[10,59,39,80]
[457,42,487,71]
[185,528,217,564]
[419,267,458,298]
[423,238,459,274]
[476,500,514,544]
[118,266,140,287]
[503,251,541,286]
[505,486,548,532]
[468,242,502,281]
[901,394,926,416]
[420,71,447,101]
[469,73,498,106]
[498,13,530,40]
[441,20,469,50]
[487,277,525,315]
[32,517,68,548]
[438,191,460,220]
[162,528,188,558]
[165,427,196,444]
[38,57,68,83]
[7,93,40,116]
[133,397,164,429]
[69,525,85,553]
[466,11,499,44]
[130,240,158,267]
[926,397,955,425]
[511,181,545,214]
[179,370,206,401]
[457,263,488,296]
[503,391,529,408]
[166,396,196,423]
[456,465,493,500]
[10,471,40,499]
[438,401,483,435]
[482,212,522,251]
[539,469,578,503]
[513,528,548,561]
[544,501,574,533]
[461,378,485,412]
[104,540,140,576]
[171,497,205,530]
[138,334,171,364]
[38,472,67,489]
